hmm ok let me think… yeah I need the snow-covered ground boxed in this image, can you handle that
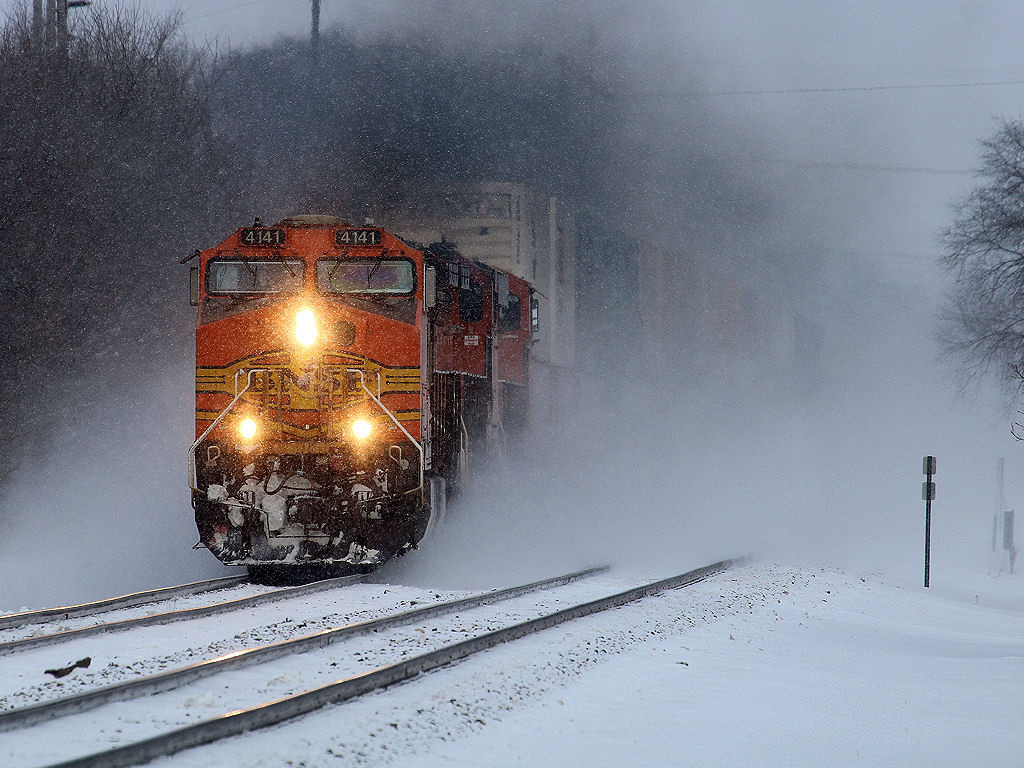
[383,564,1024,768]
[4,561,1024,767]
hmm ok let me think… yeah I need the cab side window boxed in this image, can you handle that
[497,294,522,332]
[458,280,484,323]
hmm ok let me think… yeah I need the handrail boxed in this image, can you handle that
[189,366,424,497]
[459,414,470,487]
[346,368,423,494]
[188,368,269,491]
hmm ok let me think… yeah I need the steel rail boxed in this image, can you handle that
[44,559,733,768]
[0,573,366,658]
[0,565,608,732]
[0,575,248,632]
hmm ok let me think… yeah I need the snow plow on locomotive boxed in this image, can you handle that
[188,215,535,577]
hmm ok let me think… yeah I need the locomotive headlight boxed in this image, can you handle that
[351,419,372,440]
[295,308,318,346]
[239,418,258,440]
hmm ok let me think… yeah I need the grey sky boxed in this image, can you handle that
[0,0,1016,295]
[6,0,1020,288]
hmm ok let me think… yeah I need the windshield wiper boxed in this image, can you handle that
[366,250,387,286]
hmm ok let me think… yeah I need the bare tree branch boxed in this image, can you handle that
[941,119,1024,390]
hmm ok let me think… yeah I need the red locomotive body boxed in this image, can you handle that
[189,215,533,576]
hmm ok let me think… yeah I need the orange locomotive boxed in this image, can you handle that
[188,215,535,577]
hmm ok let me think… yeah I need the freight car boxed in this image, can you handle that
[187,215,536,579]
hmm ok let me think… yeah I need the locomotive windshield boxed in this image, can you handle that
[317,258,415,295]
[206,259,304,295]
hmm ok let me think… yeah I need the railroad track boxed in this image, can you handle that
[3,559,733,768]
[0,573,366,657]
[0,575,248,631]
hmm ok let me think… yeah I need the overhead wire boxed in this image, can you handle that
[662,80,1024,98]
[193,1,266,21]
[756,159,974,175]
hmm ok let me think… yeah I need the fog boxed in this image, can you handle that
[385,292,1022,591]
[3,0,1024,609]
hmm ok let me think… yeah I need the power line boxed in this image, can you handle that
[830,247,939,261]
[659,80,1024,98]
[762,158,973,175]
[193,1,264,21]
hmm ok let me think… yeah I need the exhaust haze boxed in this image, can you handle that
[2,0,1023,607]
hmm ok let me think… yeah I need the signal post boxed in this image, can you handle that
[922,456,936,588]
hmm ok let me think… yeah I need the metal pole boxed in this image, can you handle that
[924,473,932,588]
[32,0,43,48]
[995,457,1004,552]
[548,195,559,364]
[311,0,320,66]
[922,455,936,588]
[45,0,55,49]
[57,0,68,54]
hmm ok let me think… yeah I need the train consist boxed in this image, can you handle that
[188,215,535,577]
[185,185,816,580]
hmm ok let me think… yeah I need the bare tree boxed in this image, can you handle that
[0,3,235,488]
[941,119,1024,388]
